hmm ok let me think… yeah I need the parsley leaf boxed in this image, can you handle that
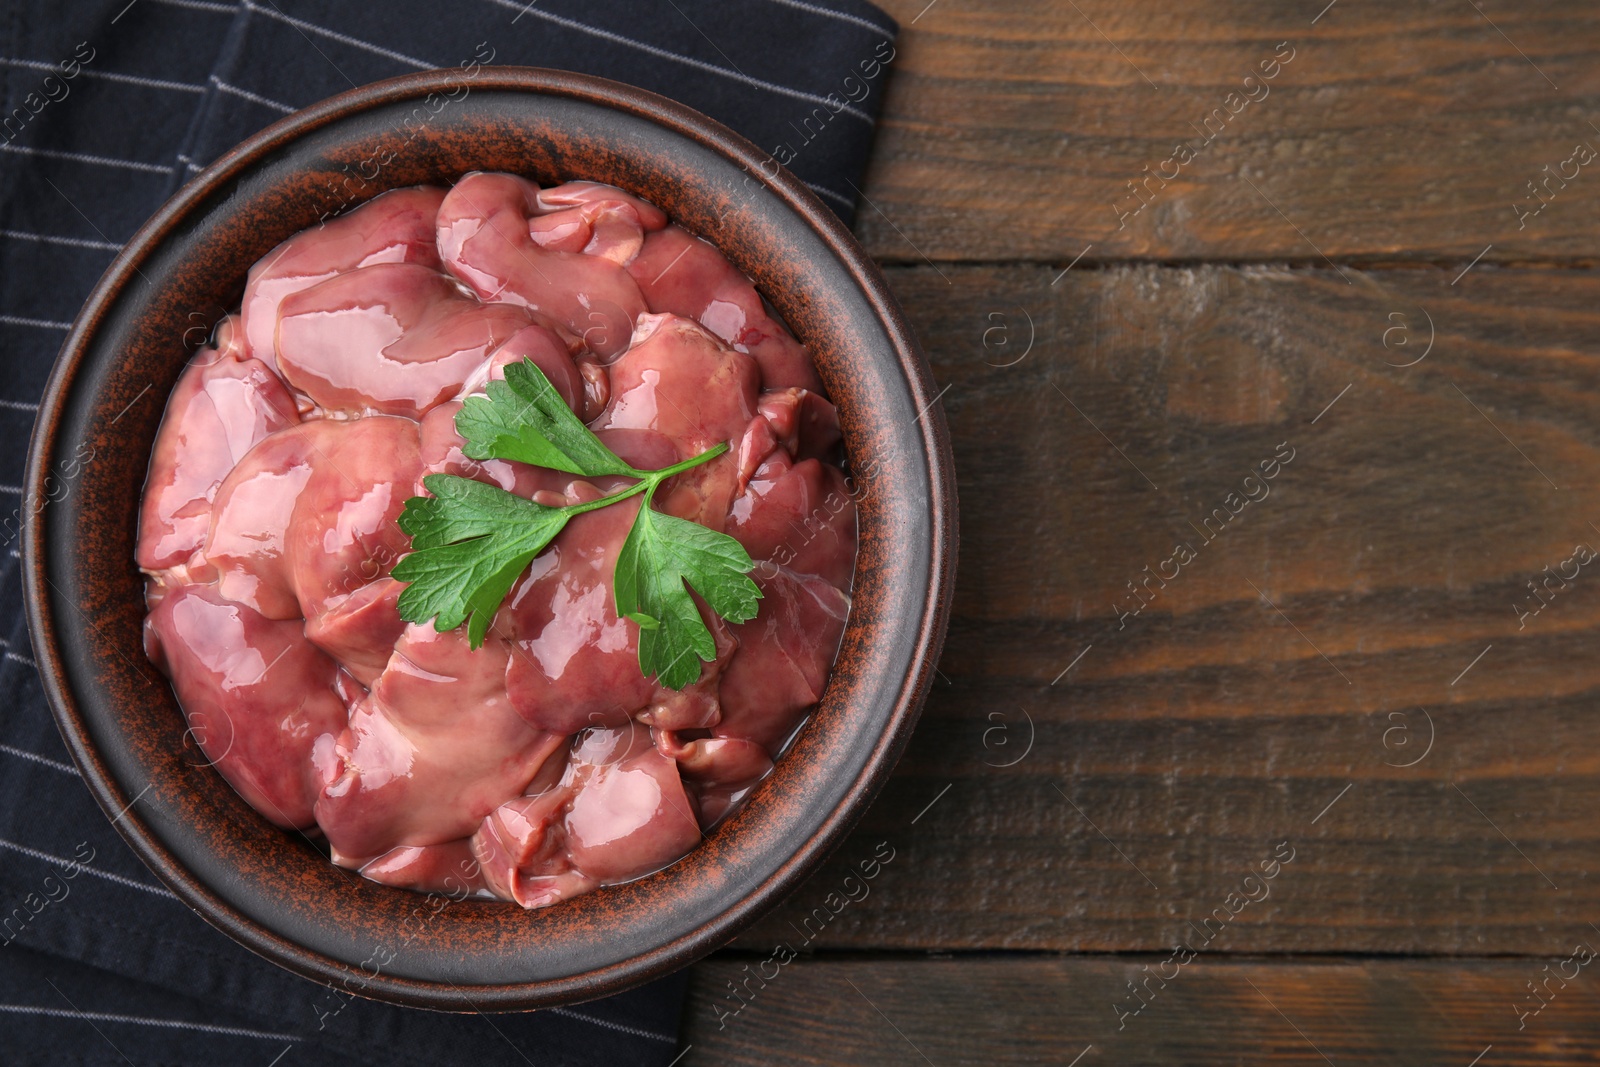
[615,498,763,690]
[393,474,573,648]
[455,357,636,477]
[392,359,763,687]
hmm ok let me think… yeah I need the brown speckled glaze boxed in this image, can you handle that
[21,69,956,1011]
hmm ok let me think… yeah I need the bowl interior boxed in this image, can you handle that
[25,69,952,1010]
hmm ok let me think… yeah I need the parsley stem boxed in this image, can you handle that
[632,440,730,482]
[563,440,730,516]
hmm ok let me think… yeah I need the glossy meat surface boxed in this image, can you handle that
[276,262,537,419]
[204,416,421,620]
[437,172,647,360]
[240,187,446,370]
[602,315,760,533]
[144,584,346,828]
[626,226,822,391]
[473,723,701,908]
[316,624,567,860]
[137,318,300,570]
[139,176,856,908]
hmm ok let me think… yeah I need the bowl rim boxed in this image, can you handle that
[22,66,956,1010]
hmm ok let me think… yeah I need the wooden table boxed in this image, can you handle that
[684,2,1600,1062]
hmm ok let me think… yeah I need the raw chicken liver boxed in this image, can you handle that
[138,176,856,906]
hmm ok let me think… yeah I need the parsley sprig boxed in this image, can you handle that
[391,359,761,689]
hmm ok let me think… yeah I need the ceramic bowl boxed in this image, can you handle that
[22,67,955,1010]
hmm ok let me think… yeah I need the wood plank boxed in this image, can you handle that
[731,261,1600,954]
[853,0,1600,262]
[683,955,1600,1065]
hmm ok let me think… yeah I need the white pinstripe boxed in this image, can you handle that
[0,398,40,410]
[0,1004,298,1042]
[0,230,121,251]
[805,181,854,209]
[0,744,77,776]
[0,315,71,331]
[550,1007,676,1044]
[0,143,170,174]
[483,0,875,124]
[208,75,295,113]
[242,1,434,69]
[148,0,239,12]
[4,649,37,668]
[0,57,205,94]
[0,838,177,898]
[760,0,895,38]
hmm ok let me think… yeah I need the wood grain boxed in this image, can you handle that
[725,261,1600,955]
[851,0,1600,262]
[684,955,1600,1065]
[683,3,1600,1056]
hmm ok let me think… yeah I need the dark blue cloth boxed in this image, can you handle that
[0,1,895,1063]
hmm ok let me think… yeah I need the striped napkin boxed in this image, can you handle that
[0,1,896,1063]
